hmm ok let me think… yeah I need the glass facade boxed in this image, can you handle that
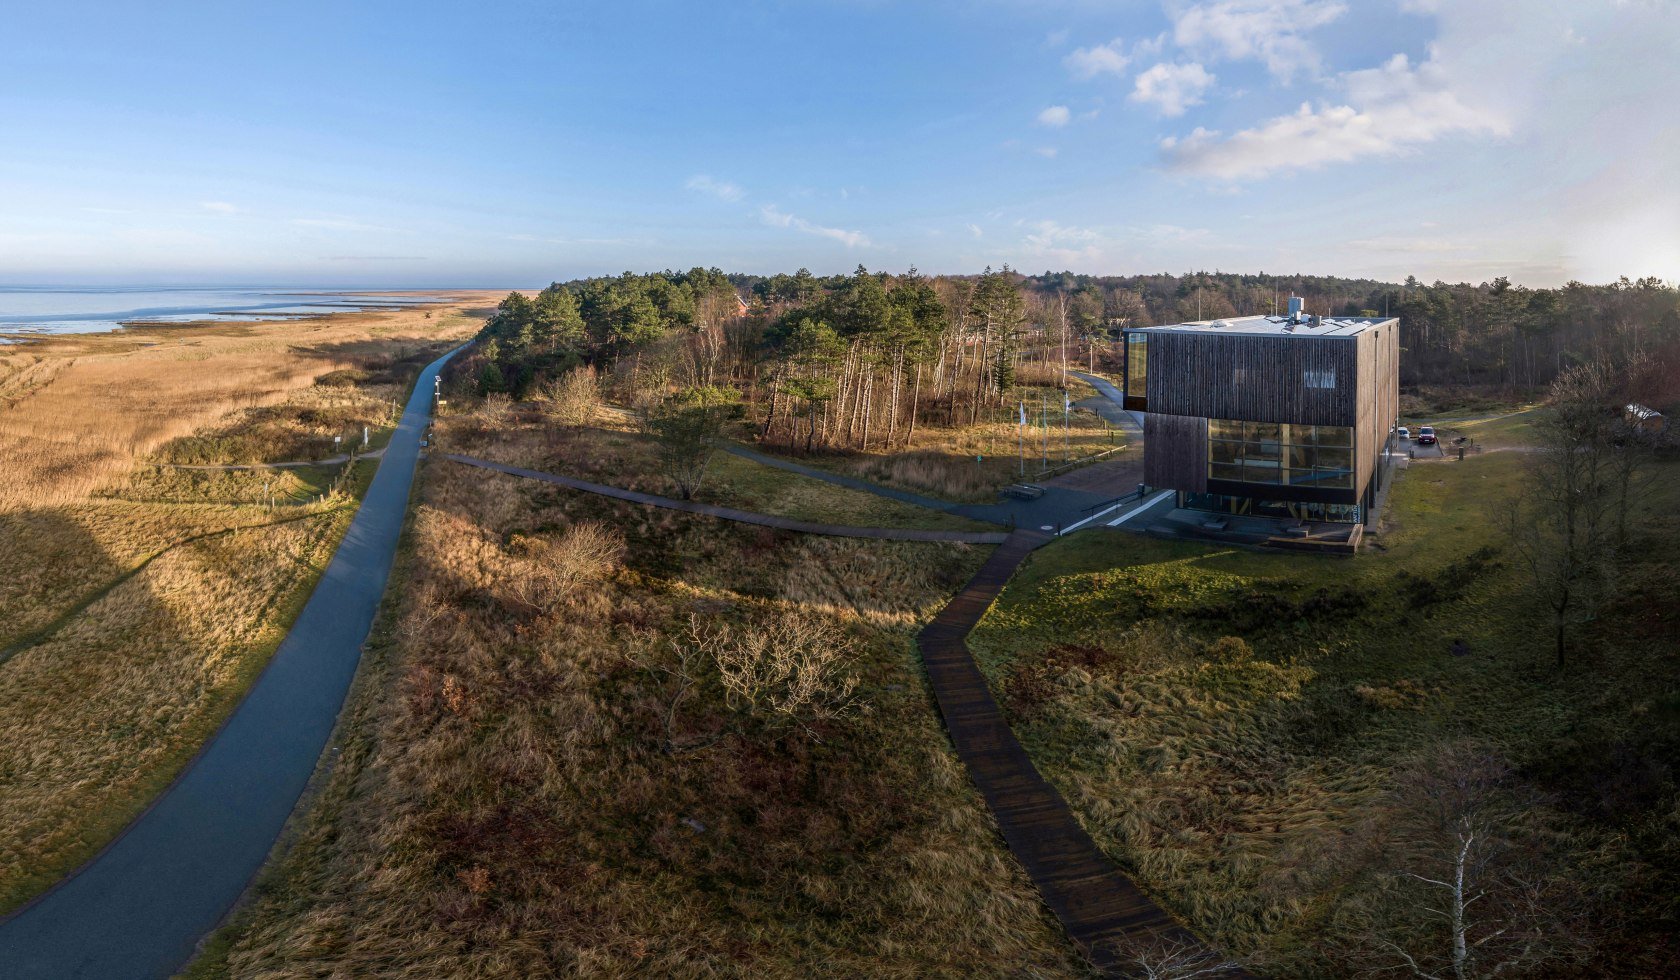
[1206,419,1354,489]
[1181,492,1362,524]
[1123,332,1148,410]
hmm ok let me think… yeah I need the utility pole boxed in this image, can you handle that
[1017,401,1024,477]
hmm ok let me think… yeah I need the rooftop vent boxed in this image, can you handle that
[1287,295,1305,323]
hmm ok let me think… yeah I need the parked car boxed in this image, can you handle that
[1417,426,1437,445]
[1396,426,1412,442]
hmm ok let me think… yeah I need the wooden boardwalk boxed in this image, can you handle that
[443,454,1010,544]
[920,530,1233,974]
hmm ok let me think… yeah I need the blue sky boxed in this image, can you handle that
[2,0,1676,288]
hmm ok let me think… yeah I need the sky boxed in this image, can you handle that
[2,0,1677,289]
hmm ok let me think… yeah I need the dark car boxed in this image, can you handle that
[1416,425,1437,445]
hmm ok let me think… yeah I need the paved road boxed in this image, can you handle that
[444,453,1011,544]
[1069,371,1144,435]
[0,347,460,980]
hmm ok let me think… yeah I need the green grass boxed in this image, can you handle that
[968,448,1680,973]
[701,450,997,531]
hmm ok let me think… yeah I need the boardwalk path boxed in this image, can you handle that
[455,453,1233,973]
[0,347,461,980]
[443,454,1010,544]
[919,530,1214,972]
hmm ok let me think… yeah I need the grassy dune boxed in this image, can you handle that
[437,399,996,533]
[191,441,1084,977]
[970,449,1680,974]
[0,297,489,913]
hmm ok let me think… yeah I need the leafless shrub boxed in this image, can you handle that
[540,366,601,425]
[478,392,513,427]
[688,612,860,732]
[504,522,625,611]
[1102,933,1245,979]
[629,628,719,755]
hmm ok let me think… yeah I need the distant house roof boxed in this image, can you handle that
[1626,402,1664,420]
[1131,314,1398,339]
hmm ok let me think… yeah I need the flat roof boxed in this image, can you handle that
[1130,314,1397,339]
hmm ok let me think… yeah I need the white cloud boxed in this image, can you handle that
[1160,51,1504,178]
[1064,38,1132,79]
[1035,146,1060,158]
[1171,0,1347,82]
[968,223,984,239]
[685,174,745,202]
[1045,28,1070,47]
[1130,62,1216,117]
[200,201,237,214]
[1022,220,1107,262]
[759,205,870,248]
[1037,104,1072,127]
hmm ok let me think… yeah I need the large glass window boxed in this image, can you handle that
[1124,333,1148,409]
[1206,420,1354,488]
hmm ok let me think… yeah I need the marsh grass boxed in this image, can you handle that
[189,448,1086,977]
[970,449,1680,974]
[0,298,488,914]
[0,303,479,509]
[0,506,352,910]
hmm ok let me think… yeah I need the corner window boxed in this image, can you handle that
[1123,332,1148,411]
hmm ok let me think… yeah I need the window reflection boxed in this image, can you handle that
[1206,420,1354,488]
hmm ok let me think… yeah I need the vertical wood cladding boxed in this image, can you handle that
[1353,323,1401,501]
[1139,322,1399,502]
[1143,332,1358,426]
[1144,413,1208,493]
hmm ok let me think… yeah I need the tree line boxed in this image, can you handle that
[465,266,1680,456]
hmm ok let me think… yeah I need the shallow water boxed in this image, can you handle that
[0,286,445,335]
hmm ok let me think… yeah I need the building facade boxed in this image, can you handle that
[1123,302,1400,525]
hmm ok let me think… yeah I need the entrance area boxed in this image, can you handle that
[1179,491,1362,524]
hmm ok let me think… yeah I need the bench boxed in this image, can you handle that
[1001,484,1046,500]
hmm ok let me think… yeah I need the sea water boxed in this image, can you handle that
[0,286,444,335]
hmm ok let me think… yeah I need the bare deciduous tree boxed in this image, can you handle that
[1347,742,1591,980]
[1503,361,1620,669]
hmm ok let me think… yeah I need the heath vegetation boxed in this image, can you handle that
[192,446,1082,977]
[0,297,487,912]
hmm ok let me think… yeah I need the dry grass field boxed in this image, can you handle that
[0,295,490,912]
[187,412,1085,977]
[435,396,995,533]
[969,447,1680,975]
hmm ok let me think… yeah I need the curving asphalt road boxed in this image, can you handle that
[0,347,460,980]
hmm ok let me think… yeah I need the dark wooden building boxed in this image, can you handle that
[1123,303,1400,525]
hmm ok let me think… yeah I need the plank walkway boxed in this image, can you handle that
[919,529,1240,974]
[443,454,1010,544]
